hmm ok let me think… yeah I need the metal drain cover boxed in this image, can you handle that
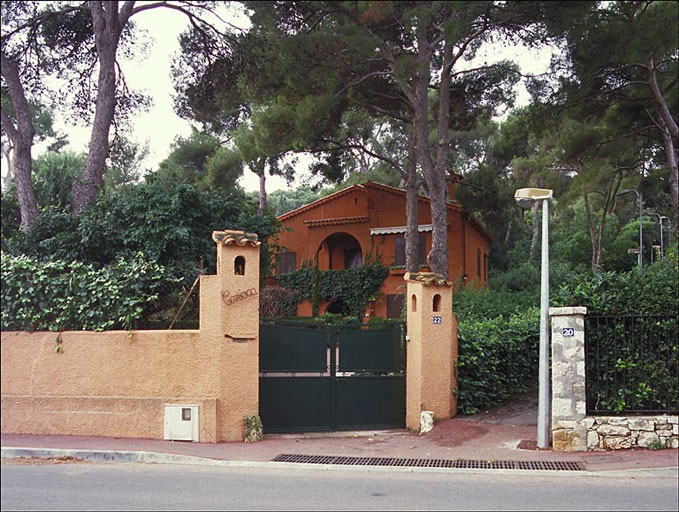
[272,454,584,471]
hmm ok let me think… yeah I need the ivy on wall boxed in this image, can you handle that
[1,252,173,331]
[276,260,388,320]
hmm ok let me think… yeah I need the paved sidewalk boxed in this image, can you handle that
[3,389,677,474]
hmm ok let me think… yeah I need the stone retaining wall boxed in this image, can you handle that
[553,415,679,451]
[550,306,678,452]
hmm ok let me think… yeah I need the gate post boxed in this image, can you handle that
[404,272,457,432]
[200,230,261,441]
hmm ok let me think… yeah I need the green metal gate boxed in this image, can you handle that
[259,320,406,433]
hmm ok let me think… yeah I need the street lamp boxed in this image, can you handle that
[617,189,642,269]
[648,212,668,260]
[514,187,553,449]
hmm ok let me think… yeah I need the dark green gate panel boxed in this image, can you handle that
[259,322,405,433]
[259,378,331,432]
[335,377,405,429]
[337,327,403,372]
[260,324,328,372]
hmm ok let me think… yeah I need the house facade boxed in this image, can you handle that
[273,178,491,319]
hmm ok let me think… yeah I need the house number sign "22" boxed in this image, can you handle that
[433,316,442,324]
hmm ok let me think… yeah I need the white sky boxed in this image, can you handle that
[4,6,555,194]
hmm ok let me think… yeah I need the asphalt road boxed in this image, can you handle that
[2,462,678,511]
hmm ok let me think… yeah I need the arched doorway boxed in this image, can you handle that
[317,233,362,270]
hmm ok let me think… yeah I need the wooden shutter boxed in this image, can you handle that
[394,236,405,266]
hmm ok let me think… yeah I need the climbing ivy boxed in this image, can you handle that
[1,252,173,331]
[277,260,388,320]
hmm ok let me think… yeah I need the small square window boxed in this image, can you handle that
[182,408,192,421]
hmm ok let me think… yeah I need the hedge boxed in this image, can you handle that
[456,307,540,414]
[1,252,173,331]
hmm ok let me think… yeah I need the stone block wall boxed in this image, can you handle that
[585,415,678,450]
[550,306,679,452]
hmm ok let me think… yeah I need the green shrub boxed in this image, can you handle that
[456,307,540,414]
[552,256,678,315]
[5,182,279,275]
[1,252,175,331]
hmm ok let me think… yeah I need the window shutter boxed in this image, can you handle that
[417,233,427,266]
[394,236,405,266]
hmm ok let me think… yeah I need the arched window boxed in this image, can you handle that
[411,294,417,312]
[234,256,245,275]
[432,294,441,312]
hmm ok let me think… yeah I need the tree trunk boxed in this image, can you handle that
[528,201,540,262]
[404,128,419,273]
[660,119,679,241]
[2,145,14,191]
[646,52,679,240]
[257,160,267,216]
[0,51,38,232]
[583,192,599,273]
[413,24,451,279]
[72,3,121,215]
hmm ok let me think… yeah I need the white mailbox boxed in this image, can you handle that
[163,405,199,442]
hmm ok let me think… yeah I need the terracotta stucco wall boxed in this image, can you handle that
[1,230,261,443]
[275,183,490,319]
[405,273,457,431]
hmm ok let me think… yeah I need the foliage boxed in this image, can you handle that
[267,186,322,216]
[150,130,241,190]
[277,260,388,320]
[4,181,278,274]
[1,189,21,248]
[552,256,679,315]
[32,150,85,209]
[585,315,678,414]
[1,252,173,331]
[456,307,540,415]
[259,286,301,319]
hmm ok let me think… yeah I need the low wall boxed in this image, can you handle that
[1,230,262,443]
[550,307,678,451]
[0,329,250,442]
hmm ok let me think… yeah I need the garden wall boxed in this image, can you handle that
[550,307,679,451]
[1,230,261,443]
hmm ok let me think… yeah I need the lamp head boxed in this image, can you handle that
[514,188,553,208]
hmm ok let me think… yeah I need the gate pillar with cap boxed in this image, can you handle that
[404,272,457,431]
[199,230,261,441]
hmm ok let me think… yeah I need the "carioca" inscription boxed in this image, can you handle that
[222,288,258,306]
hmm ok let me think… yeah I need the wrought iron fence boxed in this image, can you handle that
[585,315,678,414]
[133,272,201,330]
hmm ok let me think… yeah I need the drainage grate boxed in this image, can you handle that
[271,454,584,471]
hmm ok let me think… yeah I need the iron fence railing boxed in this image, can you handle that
[585,315,678,415]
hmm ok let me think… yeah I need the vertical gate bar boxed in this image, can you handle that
[594,317,599,413]
[627,316,633,411]
[613,316,619,411]
[329,326,337,431]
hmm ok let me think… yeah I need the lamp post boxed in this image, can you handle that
[648,213,668,259]
[617,189,642,269]
[514,187,553,449]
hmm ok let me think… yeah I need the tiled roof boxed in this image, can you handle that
[303,216,369,228]
[277,185,364,221]
[276,180,491,241]
[212,230,261,247]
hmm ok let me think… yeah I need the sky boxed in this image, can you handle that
[5,5,555,194]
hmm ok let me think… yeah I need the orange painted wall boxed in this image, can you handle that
[1,231,261,443]
[275,183,491,319]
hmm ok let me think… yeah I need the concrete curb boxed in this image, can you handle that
[1,447,221,466]
[3,446,676,479]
